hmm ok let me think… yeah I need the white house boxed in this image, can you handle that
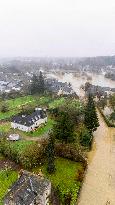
[11,108,47,132]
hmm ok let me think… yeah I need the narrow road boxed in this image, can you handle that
[78,111,115,205]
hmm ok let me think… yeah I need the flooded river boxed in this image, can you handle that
[47,72,115,96]
[78,111,115,205]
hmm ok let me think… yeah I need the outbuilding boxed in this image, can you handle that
[4,170,51,205]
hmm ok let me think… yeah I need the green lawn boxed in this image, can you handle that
[0,122,11,133]
[7,140,35,154]
[7,95,53,109]
[0,110,20,120]
[0,139,35,156]
[49,97,66,108]
[0,94,70,120]
[7,95,36,109]
[0,169,18,205]
[0,95,53,120]
[33,158,83,204]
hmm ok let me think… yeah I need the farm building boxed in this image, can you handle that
[4,170,51,205]
[11,108,47,132]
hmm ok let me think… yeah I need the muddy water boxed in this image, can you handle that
[78,111,115,205]
[47,72,115,96]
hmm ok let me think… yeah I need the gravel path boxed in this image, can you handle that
[78,111,115,205]
[21,132,49,142]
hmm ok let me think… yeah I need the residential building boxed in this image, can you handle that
[4,171,51,205]
[11,108,47,132]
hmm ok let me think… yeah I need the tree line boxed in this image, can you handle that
[46,94,99,173]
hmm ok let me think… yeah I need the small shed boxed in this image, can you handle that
[7,134,20,141]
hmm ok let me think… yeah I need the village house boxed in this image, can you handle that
[11,108,47,132]
[4,171,51,205]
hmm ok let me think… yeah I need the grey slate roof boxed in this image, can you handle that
[12,109,47,127]
[4,171,51,205]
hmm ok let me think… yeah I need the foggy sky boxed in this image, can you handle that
[0,0,115,57]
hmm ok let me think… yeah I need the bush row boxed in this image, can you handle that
[0,139,48,169]
[55,143,87,169]
[0,138,87,170]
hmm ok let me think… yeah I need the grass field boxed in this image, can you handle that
[0,95,36,120]
[0,169,18,205]
[0,139,35,157]
[0,122,11,133]
[0,95,52,120]
[49,97,66,108]
[8,140,35,152]
[33,157,83,204]
[0,95,66,120]
[5,95,52,109]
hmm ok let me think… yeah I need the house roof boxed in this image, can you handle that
[4,171,51,205]
[11,109,47,127]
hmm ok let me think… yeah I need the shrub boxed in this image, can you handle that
[1,104,9,113]
[79,127,92,148]
[110,112,115,121]
[55,143,87,167]
[0,139,48,169]
[20,140,48,169]
[75,169,85,182]
[0,139,23,163]
[46,133,56,174]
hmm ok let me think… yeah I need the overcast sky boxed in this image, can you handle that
[0,0,115,57]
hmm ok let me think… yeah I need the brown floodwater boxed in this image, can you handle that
[77,111,115,205]
[47,72,115,96]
